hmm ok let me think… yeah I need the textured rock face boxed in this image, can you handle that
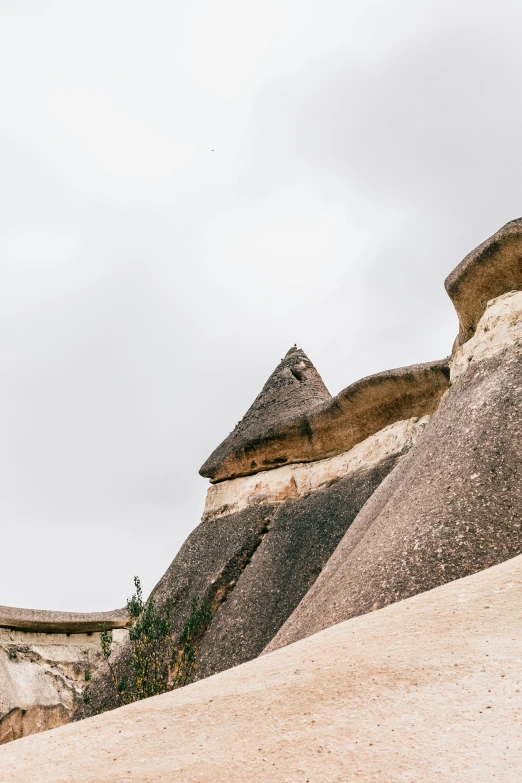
[203,415,430,521]
[81,453,405,714]
[200,347,332,482]
[195,453,401,679]
[450,289,522,381]
[0,609,128,744]
[445,217,522,348]
[267,292,522,652]
[201,358,449,483]
[82,392,434,712]
[0,607,128,634]
[0,626,128,745]
[2,553,522,782]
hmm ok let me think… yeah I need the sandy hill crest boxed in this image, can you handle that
[1,554,521,781]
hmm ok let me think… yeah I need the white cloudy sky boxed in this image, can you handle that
[1,0,521,610]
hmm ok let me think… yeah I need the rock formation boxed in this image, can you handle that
[0,607,128,744]
[3,216,522,770]
[2,553,521,781]
[267,220,522,653]
[78,349,448,716]
[201,353,449,483]
[200,347,332,482]
[445,217,522,348]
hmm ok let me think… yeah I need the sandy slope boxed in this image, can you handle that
[1,554,521,782]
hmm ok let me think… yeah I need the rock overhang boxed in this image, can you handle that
[445,217,522,349]
[200,358,450,483]
[0,606,129,634]
[0,605,130,745]
[202,415,431,522]
[199,347,332,481]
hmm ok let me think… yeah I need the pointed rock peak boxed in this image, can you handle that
[200,348,331,481]
[253,347,330,416]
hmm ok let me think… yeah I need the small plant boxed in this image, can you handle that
[172,593,212,690]
[91,576,211,709]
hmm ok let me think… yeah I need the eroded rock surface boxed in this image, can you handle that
[0,623,127,745]
[450,289,522,381]
[445,217,522,348]
[195,453,401,679]
[80,410,432,711]
[267,291,522,652]
[200,347,331,482]
[0,606,128,744]
[203,415,430,521]
[201,358,449,483]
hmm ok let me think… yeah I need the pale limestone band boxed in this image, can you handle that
[450,290,522,382]
[203,415,431,522]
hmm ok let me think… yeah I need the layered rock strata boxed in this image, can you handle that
[81,359,442,714]
[203,415,430,521]
[195,452,400,680]
[201,356,449,483]
[445,217,522,348]
[0,609,128,744]
[3,552,522,782]
[9,218,522,753]
[200,347,332,482]
[80,456,400,713]
[267,284,522,653]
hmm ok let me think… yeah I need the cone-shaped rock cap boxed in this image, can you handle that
[445,217,522,349]
[201,351,449,483]
[200,348,331,481]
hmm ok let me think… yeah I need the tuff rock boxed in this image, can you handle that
[3,218,522,783]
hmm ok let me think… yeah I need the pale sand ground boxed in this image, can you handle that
[1,554,521,782]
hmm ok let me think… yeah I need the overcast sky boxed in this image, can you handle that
[1,0,521,610]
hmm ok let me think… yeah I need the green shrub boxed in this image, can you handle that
[96,576,211,706]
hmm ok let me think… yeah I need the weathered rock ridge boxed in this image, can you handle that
[446,217,522,348]
[203,415,430,521]
[201,356,449,482]
[81,355,444,715]
[268,278,522,652]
